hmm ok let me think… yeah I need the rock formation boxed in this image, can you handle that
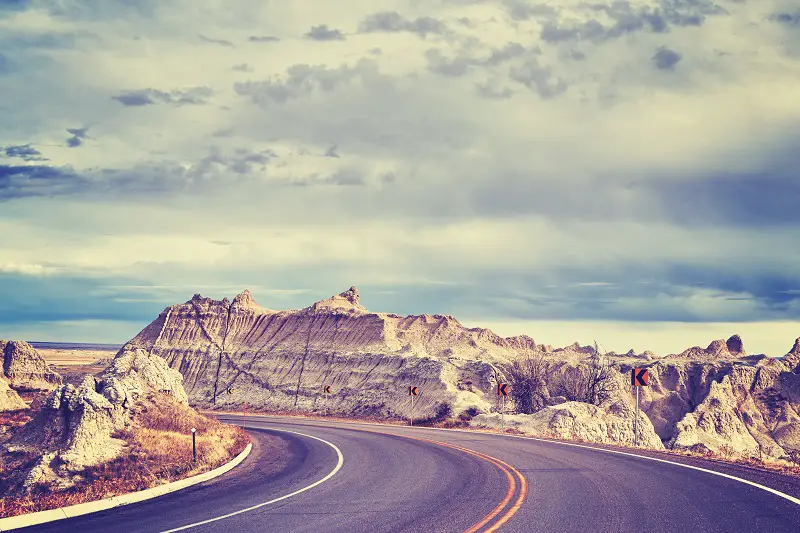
[4,344,188,489]
[471,401,664,449]
[1,340,62,390]
[129,287,537,419]
[0,376,26,411]
[667,335,748,360]
[118,286,800,459]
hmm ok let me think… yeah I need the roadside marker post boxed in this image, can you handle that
[243,401,247,430]
[408,386,419,426]
[497,383,509,430]
[631,368,649,446]
[191,428,197,462]
[323,385,332,394]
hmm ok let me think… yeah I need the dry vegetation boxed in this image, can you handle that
[0,395,249,518]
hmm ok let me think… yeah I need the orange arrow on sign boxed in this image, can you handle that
[497,383,509,396]
[631,368,649,387]
[323,385,332,394]
[408,386,419,396]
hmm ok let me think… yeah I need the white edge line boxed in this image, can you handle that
[160,428,345,533]
[238,415,800,508]
[0,443,252,533]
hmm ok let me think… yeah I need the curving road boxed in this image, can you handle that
[13,415,800,533]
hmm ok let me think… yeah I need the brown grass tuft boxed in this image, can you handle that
[0,395,250,518]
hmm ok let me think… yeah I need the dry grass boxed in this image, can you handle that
[0,395,250,518]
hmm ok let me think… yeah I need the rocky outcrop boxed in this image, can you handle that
[471,401,664,449]
[130,287,538,419]
[0,376,26,411]
[2,340,62,390]
[782,338,800,372]
[667,335,748,361]
[116,286,800,458]
[4,344,188,488]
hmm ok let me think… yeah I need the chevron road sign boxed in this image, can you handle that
[631,368,649,387]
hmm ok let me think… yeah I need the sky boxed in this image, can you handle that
[1,0,799,356]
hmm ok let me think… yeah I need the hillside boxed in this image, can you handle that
[124,286,800,460]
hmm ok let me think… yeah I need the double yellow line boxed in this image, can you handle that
[353,428,528,532]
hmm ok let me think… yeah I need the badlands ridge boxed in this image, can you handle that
[121,286,800,460]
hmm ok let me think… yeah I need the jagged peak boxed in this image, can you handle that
[706,339,729,355]
[726,334,744,355]
[309,286,366,314]
[232,289,261,309]
[339,286,359,305]
[789,337,800,355]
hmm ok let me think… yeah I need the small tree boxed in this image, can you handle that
[506,352,552,414]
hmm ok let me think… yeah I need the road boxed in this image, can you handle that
[15,415,800,533]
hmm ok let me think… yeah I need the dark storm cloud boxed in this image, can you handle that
[652,46,682,69]
[1,144,47,161]
[0,164,84,199]
[359,12,447,37]
[469,263,800,323]
[304,25,345,41]
[0,147,278,200]
[66,127,89,147]
[112,87,213,106]
[198,34,234,47]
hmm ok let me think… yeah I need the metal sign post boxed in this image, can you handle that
[501,394,505,430]
[497,383,509,431]
[631,368,649,447]
[635,386,639,447]
[191,428,197,462]
[243,401,247,430]
[408,386,418,426]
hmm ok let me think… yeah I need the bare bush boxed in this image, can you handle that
[506,352,552,414]
[718,444,735,460]
[558,342,617,406]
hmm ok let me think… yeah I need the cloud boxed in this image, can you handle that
[324,144,340,158]
[652,46,682,70]
[111,87,213,106]
[248,35,279,42]
[770,12,800,27]
[304,25,345,41]
[359,12,446,37]
[199,34,234,47]
[234,60,377,104]
[66,127,89,148]
[232,63,253,72]
[509,58,567,98]
[1,144,47,161]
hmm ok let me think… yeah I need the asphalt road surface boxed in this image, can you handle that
[15,415,800,533]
